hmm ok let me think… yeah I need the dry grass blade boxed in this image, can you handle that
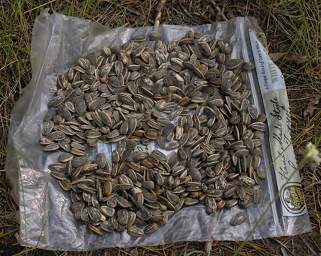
[209,0,228,21]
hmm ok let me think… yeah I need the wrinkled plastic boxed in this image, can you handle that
[5,10,311,250]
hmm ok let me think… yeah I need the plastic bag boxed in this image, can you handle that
[5,10,311,250]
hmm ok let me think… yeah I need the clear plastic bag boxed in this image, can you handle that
[5,10,311,250]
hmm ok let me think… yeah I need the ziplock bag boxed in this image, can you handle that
[5,10,311,250]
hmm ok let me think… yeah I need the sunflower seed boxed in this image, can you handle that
[41,32,267,235]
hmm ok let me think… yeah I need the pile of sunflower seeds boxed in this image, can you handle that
[40,31,266,236]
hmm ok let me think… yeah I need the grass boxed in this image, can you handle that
[0,0,320,255]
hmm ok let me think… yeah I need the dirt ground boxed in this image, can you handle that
[0,0,320,255]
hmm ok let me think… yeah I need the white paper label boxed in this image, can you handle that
[249,31,285,92]
[249,29,307,217]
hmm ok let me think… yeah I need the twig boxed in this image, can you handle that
[178,2,205,24]
[299,235,318,256]
[0,60,18,72]
[271,238,294,256]
[24,0,57,14]
[280,247,289,256]
[125,7,141,16]
[150,0,167,41]
[209,0,228,21]
[154,0,166,29]
[204,241,212,256]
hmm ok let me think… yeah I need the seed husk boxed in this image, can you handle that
[230,212,247,226]
[87,224,104,235]
[41,32,267,236]
[43,143,60,151]
[100,206,115,217]
[58,153,74,163]
[127,225,144,237]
